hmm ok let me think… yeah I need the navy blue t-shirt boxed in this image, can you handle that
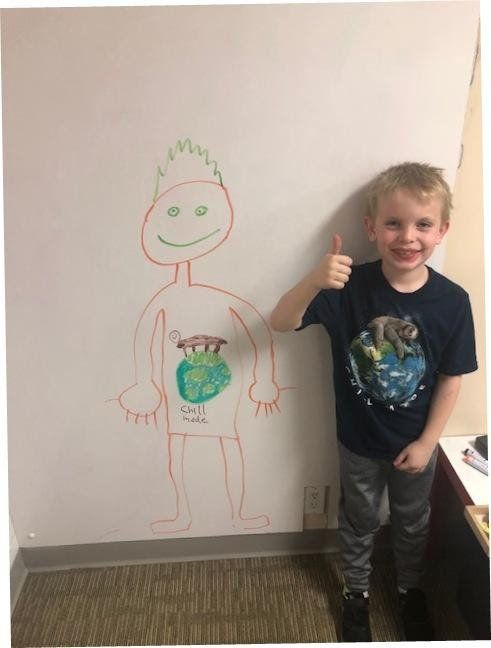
[298,260,478,459]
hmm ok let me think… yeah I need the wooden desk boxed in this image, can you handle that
[430,435,485,555]
[437,435,488,506]
[431,434,490,639]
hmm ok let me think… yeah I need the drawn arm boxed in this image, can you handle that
[229,297,281,417]
[118,291,168,423]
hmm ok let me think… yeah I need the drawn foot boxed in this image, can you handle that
[232,514,270,530]
[150,514,192,534]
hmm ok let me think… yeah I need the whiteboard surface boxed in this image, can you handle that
[3,3,479,547]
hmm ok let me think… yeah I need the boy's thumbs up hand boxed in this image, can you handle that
[330,233,343,255]
[310,234,353,290]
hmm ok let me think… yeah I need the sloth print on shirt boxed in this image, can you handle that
[348,316,427,409]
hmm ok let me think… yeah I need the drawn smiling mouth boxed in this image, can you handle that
[157,228,221,247]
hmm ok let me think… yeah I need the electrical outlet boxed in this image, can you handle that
[304,485,326,515]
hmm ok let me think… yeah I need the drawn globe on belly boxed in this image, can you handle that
[348,330,426,405]
[170,331,232,403]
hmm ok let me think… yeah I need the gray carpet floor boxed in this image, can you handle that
[11,552,471,646]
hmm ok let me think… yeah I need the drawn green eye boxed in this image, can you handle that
[195,205,208,217]
[167,206,180,217]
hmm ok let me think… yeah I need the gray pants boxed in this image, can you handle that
[337,441,437,592]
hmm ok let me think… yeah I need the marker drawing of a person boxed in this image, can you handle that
[118,139,281,533]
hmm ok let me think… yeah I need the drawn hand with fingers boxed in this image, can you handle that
[249,379,281,416]
[118,380,162,425]
[115,139,285,534]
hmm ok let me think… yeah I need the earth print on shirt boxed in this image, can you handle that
[170,330,232,403]
[348,316,426,407]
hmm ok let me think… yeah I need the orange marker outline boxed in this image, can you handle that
[116,161,284,535]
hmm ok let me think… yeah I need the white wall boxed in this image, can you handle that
[9,514,18,567]
[3,3,479,548]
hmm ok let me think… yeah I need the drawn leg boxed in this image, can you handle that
[220,437,270,530]
[151,433,192,534]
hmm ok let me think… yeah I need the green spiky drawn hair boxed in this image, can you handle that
[153,138,224,202]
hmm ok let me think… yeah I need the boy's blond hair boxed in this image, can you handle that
[366,162,453,222]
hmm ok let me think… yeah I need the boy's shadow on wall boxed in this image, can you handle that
[277,181,379,489]
[309,183,377,267]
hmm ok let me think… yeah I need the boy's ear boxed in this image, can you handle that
[364,215,376,242]
[437,219,450,244]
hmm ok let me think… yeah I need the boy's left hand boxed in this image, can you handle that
[393,439,436,473]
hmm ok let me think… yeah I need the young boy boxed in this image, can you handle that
[270,163,478,642]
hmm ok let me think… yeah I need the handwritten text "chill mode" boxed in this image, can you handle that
[180,404,209,424]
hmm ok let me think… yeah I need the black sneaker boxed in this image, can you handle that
[342,591,371,642]
[399,588,434,641]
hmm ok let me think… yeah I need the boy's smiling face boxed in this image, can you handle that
[142,180,233,265]
[364,188,449,278]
